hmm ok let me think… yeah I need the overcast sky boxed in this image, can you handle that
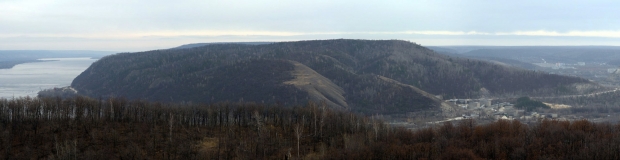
[1,0,619,52]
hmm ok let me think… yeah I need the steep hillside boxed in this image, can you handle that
[74,59,309,106]
[72,39,597,114]
[284,61,348,109]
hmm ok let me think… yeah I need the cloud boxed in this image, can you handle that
[3,29,620,51]
[359,30,620,38]
[5,30,620,40]
[190,30,620,38]
[311,30,620,38]
[496,30,620,38]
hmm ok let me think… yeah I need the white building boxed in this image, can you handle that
[468,101,480,108]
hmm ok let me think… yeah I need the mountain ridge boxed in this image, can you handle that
[71,39,599,115]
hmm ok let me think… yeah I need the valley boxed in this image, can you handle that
[388,88,620,130]
[410,46,620,127]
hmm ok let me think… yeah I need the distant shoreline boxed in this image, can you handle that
[0,59,57,69]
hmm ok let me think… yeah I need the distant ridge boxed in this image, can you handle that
[171,42,273,50]
[0,50,114,61]
[0,50,114,69]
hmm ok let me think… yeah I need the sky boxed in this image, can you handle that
[1,0,620,52]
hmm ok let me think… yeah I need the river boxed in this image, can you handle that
[0,57,96,99]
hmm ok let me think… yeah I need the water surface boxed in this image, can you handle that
[0,57,96,99]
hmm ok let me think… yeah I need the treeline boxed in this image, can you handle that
[406,119,620,159]
[0,96,396,159]
[2,96,620,159]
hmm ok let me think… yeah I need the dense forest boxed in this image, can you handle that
[2,97,620,159]
[71,39,598,115]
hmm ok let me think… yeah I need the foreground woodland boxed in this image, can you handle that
[1,96,620,159]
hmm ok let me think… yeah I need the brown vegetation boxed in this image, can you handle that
[1,96,620,159]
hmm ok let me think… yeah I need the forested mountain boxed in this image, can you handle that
[71,39,597,114]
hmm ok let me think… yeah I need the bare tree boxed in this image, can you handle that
[294,116,305,159]
[252,110,262,137]
[319,103,327,138]
[169,114,174,143]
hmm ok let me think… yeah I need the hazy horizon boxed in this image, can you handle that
[2,38,620,53]
[4,41,620,53]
